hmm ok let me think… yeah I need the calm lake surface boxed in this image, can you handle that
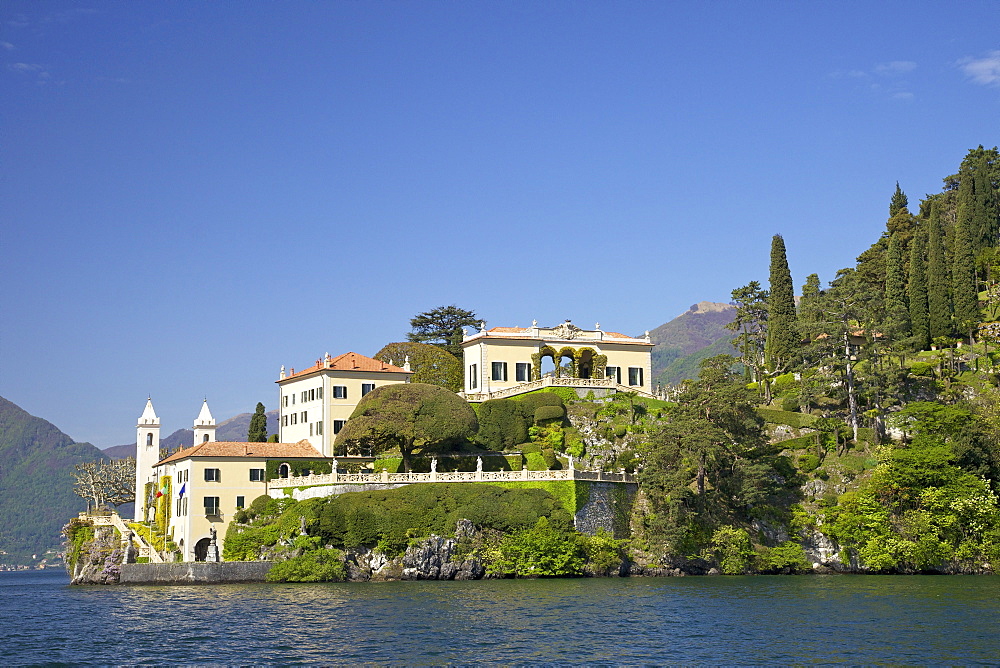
[3,570,1000,664]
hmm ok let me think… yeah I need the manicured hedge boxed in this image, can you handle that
[757,408,818,429]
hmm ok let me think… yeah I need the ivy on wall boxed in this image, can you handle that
[265,459,334,481]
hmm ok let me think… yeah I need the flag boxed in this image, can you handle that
[178,482,186,498]
[155,482,168,498]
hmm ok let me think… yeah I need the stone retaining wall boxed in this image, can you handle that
[575,481,638,538]
[120,561,272,584]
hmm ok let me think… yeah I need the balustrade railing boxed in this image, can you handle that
[463,376,655,402]
[269,466,635,489]
[83,511,164,563]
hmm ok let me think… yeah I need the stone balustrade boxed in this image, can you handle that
[462,376,656,402]
[269,466,635,489]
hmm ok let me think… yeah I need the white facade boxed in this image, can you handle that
[276,352,412,456]
[462,320,654,398]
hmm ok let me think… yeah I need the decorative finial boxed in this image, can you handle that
[595,322,600,330]
[532,319,537,327]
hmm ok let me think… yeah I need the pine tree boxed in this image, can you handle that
[953,215,980,341]
[885,232,909,337]
[908,230,930,350]
[889,182,908,218]
[927,200,952,338]
[248,402,268,442]
[764,234,799,370]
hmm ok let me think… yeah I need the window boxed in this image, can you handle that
[492,362,508,381]
[278,463,290,478]
[176,498,182,516]
[628,367,644,387]
[516,362,531,382]
[290,413,297,425]
[204,468,220,482]
[316,421,323,435]
[309,422,313,436]
[146,433,153,446]
[204,497,220,516]
[202,433,209,443]
[310,388,316,401]
[282,415,288,427]
[283,396,288,408]
[301,390,307,402]
[301,411,307,422]
[333,419,346,434]
[291,394,295,404]
[333,386,347,399]
[250,468,265,482]
[606,366,621,384]
[236,496,245,509]
[469,364,477,389]
[362,383,375,396]
[182,497,188,516]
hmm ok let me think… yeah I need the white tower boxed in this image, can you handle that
[193,399,216,445]
[135,398,161,521]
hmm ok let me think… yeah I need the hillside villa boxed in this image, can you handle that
[130,322,648,562]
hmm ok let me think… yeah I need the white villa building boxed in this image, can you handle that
[461,320,654,401]
[275,351,412,456]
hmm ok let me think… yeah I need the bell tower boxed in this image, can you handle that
[135,398,160,521]
[193,399,216,445]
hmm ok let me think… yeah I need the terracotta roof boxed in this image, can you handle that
[279,351,411,382]
[156,440,324,465]
[468,327,651,344]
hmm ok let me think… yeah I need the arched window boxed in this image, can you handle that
[203,434,209,442]
[146,433,153,446]
[279,463,290,479]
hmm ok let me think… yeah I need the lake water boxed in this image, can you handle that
[3,570,999,664]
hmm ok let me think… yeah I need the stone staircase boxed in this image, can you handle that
[82,511,164,563]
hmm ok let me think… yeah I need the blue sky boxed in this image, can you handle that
[2,1,999,447]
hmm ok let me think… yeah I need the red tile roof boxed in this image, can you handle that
[279,351,411,382]
[156,440,324,465]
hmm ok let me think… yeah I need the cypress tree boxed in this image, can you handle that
[248,402,268,442]
[889,182,908,218]
[908,230,930,350]
[798,273,823,341]
[764,234,799,369]
[926,200,952,338]
[885,232,909,337]
[957,146,1000,253]
[952,216,980,341]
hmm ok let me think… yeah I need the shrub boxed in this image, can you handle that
[579,528,624,575]
[266,549,346,582]
[798,454,821,473]
[709,526,754,574]
[613,425,627,439]
[477,398,529,450]
[909,361,936,377]
[757,408,817,429]
[516,392,564,421]
[489,516,584,577]
[757,541,810,572]
[534,404,566,423]
[780,395,800,412]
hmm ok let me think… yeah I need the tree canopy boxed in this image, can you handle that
[333,383,478,471]
[407,305,480,359]
[374,341,463,392]
[248,402,268,442]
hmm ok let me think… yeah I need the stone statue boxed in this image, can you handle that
[209,526,217,544]
[476,456,483,472]
[332,457,338,472]
[431,458,437,473]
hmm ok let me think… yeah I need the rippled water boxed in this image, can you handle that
[3,570,1000,664]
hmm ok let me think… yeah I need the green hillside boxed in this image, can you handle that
[0,396,106,563]
[650,301,736,385]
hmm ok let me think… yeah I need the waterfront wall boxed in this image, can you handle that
[120,561,272,584]
[574,481,638,538]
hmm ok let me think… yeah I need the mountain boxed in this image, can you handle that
[0,396,107,562]
[649,301,737,385]
[103,410,280,459]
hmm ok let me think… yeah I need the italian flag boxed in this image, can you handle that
[155,482,168,498]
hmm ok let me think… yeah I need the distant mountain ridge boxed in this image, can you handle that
[0,396,106,562]
[649,301,737,385]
